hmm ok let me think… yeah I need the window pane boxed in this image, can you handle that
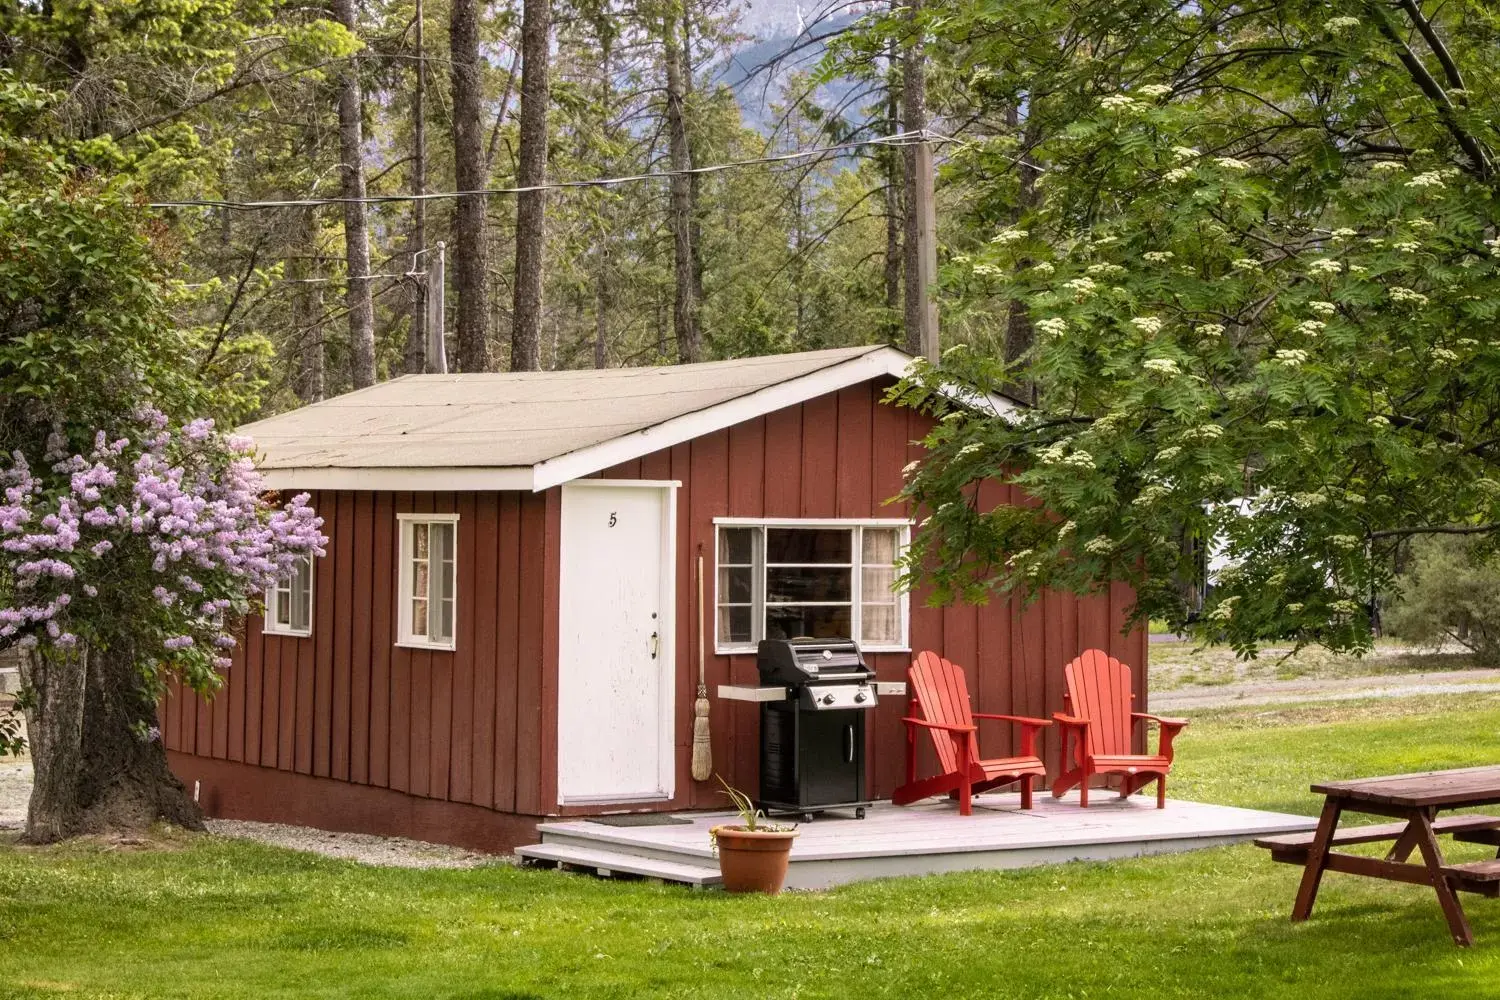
[291,557,311,631]
[767,567,851,603]
[413,560,429,599]
[276,587,291,626]
[411,598,428,637]
[413,523,429,560]
[862,565,897,600]
[862,528,899,564]
[718,566,753,603]
[766,604,851,640]
[766,528,850,564]
[861,603,900,645]
[719,528,755,565]
[719,605,753,644]
[438,598,454,643]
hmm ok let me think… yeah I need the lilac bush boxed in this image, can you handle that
[0,408,326,710]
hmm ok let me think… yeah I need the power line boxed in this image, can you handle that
[149,130,957,211]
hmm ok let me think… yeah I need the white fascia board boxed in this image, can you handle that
[531,347,1021,490]
[259,466,535,492]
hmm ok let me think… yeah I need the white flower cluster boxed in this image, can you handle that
[1292,491,1327,509]
[1099,94,1138,111]
[972,263,1005,277]
[1328,535,1362,550]
[1198,323,1225,338]
[1063,276,1098,300]
[1231,258,1261,271]
[1309,301,1337,316]
[1370,161,1405,173]
[1184,423,1224,441]
[1432,347,1460,363]
[1088,262,1128,278]
[1084,537,1115,555]
[1133,483,1172,507]
[1164,167,1194,183]
[1274,349,1310,366]
[1036,317,1069,337]
[1393,240,1422,253]
[1485,238,1500,258]
[1215,157,1251,171]
[1137,84,1172,98]
[1389,286,1429,305]
[1367,414,1390,427]
[1324,15,1361,33]
[1308,258,1343,275]
[991,228,1029,244]
[1132,316,1165,335]
[1143,251,1174,263]
[1155,446,1182,462]
[1331,228,1358,241]
[1143,358,1180,375]
[1295,320,1327,336]
[1172,146,1200,162]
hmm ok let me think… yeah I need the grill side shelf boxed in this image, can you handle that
[718,684,789,703]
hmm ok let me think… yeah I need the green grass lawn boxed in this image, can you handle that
[6,696,1500,999]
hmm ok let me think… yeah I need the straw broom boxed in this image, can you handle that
[691,549,713,781]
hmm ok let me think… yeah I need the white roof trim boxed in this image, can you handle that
[530,347,1017,490]
[260,466,535,492]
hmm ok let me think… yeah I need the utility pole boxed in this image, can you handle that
[427,242,447,374]
[913,131,939,363]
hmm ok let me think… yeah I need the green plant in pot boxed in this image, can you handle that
[709,776,798,894]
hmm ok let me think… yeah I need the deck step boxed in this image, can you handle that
[1255,815,1500,861]
[516,842,722,888]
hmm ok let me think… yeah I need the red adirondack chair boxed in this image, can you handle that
[1051,648,1188,808]
[892,651,1051,816]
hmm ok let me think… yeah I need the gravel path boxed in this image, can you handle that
[0,757,495,867]
[1153,667,1500,711]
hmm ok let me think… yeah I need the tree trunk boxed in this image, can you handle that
[405,0,429,376]
[21,643,201,844]
[294,208,325,403]
[663,7,699,364]
[901,0,928,358]
[451,0,492,373]
[511,0,551,372]
[682,6,705,321]
[883,35,903,328]
[1003,105,1040,404]
[333,0,377,390]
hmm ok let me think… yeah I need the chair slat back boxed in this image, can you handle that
[908,651,979,774]
[1062,648,1134,757]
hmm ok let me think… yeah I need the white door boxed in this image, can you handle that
[557,482,676,803]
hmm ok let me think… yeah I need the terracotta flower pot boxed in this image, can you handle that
[710,824,799,894]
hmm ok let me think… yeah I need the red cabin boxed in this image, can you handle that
[164,346,1148,852]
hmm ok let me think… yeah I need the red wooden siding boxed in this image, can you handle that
[167,374,1146,834]
[165,490,554,820]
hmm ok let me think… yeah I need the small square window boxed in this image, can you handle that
[265,554,314,637]
[399,515,458,649]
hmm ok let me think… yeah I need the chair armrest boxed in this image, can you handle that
[972,713,1052,728]
[901,717,977,734]
[973,713,1050,757]
[1132,712,1189,729]
[1052,713,1089,728]
[1131,713,1188,761]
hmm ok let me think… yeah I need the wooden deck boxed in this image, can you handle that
[518,792,1317,889]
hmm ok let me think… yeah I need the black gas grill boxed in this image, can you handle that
[756,638,878,820]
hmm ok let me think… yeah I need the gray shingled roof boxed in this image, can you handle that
[240,346,897,472]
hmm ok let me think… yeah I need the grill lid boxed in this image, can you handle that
[756,638,873,686]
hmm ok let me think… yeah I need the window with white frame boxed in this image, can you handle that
[715,522,908,652]
[398,514,458,649]
[264,554,314,636]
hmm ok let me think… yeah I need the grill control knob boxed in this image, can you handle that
[821,693,835,705]
[854,691,867,704]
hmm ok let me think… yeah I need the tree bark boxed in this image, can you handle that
[405,0,428,376]
[663,6,700,364]
[901,0,928,358]
[511,0,551,372]
[884,35,903,327]
[332,0,377,390]
[294,208,325,403]
[21,643,201,844]
[450,0,493,373]
[1003,105,1041,404]
[682,6,705,323]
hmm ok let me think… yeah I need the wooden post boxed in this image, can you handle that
[427,242,447,374]
[913,132,939,363]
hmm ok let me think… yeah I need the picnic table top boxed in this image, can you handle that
[1311,765,1500,809]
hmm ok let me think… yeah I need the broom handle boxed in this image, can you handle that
[697,551,706,691]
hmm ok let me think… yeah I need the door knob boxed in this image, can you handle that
[650,631,659,659]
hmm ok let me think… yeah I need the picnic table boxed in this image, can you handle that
[1256,765,1500,946]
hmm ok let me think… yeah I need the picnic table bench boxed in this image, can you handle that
[1256,765,1500,946]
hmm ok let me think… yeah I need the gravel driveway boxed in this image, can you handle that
[0,757,495,868]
